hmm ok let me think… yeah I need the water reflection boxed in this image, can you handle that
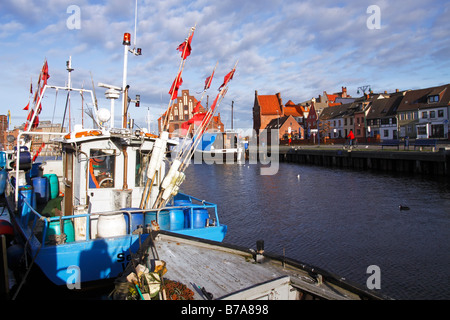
[181,162,450,300]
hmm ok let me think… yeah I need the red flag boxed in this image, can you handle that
[169,74,183,100]
[181,112,206,135]
[23,102,29,111]
[42,61,50,85]
[177,30,194,60]
[209,94,220,113]
[193,101,202,114]
[204,70,214,91]
[218,68,235,91]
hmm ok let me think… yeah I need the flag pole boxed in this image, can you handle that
[179,60,238,171]
[162,25,196,131]
[176,61,218,159]
[141,25,195,209]
[155,63,237,208]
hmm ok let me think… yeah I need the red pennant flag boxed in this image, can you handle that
[209,94,220,113]
[218,68,235,91]
[181,112,207,135]
[204,70,214,91]
[177,30,194,60]
[193,101,202,114]
[169,74,183,100]
[23,102,29,111]
[42,61,50,85]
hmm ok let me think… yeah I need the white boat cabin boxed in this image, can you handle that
[57,129,171,217]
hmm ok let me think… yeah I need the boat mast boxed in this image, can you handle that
[121,0,141,129]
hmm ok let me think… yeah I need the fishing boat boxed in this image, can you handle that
[112,230,389,300]
[1,24,233,296]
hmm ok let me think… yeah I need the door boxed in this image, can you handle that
[63,148,74,216]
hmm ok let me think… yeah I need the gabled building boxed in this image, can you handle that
[253,91,283,138]
[366,93,404,140]
[158,89,224,137]
[263,115,304,141]
[318,103,350,138]
[397,84,450,139]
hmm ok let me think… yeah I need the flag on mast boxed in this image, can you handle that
[169,73,183,100]
[204,70,214,91]
[177,29,194,59]
[218,68,235,91]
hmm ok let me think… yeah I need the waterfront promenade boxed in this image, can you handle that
[274,142,450,176]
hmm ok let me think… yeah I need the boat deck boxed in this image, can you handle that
[137,232,378,300]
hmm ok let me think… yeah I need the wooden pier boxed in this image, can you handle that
[280,147,450,176]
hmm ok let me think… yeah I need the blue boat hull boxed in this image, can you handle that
[7,190,227,287]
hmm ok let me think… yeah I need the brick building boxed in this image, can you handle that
[158,89,224,137]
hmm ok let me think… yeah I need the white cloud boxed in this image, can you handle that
[1,0,449,130]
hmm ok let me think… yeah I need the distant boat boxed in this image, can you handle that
[194,130,244,163]
[399,205,410,211]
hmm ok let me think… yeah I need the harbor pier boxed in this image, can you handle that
[279,146,450,176]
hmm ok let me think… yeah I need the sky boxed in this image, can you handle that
[1,0,449,133]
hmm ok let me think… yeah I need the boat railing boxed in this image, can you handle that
[13,181,220,248]
[13,131,67,208]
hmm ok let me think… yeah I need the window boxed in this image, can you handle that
[438,110,444,117]
[89,149,116,188]
[430,111,436,118]
[428,95,439,103]
[136,150,151,187]
[422,111,428,119]
[417,126,427,135]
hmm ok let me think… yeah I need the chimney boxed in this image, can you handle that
[342,86,347,98]
[276,92,283,115]
[396,89,399,93]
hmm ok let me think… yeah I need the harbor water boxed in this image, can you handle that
[180,161,450,300]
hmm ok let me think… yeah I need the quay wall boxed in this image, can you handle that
[279,148,450,176]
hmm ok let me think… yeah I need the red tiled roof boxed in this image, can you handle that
[258,95,281,115]
[327,94,338,102]
[284,105,304,117]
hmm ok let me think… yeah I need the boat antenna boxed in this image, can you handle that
[134,0,138,48]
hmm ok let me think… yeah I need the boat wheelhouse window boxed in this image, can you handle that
[89,149,115,188]
[136,150,152,187]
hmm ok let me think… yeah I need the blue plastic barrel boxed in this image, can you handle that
[169,209,185,230]
[46,219,75,243]
[0,169,7,195]
[173,199,192,206]
[30,162,42,178]
[43,174,59,199]
[19,186,33,225]
[32,177,49,204]
[144,210,170,230]
[173,199,193,228]
[121,208,144,233]
[193,208,209,229]
[0,152,6,168]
